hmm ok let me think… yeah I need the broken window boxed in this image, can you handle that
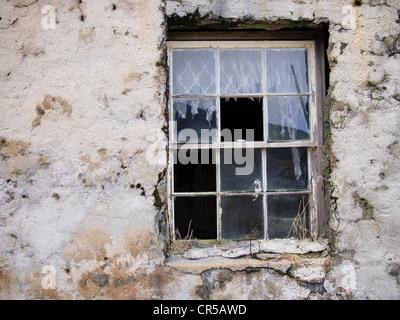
[168,39,324,242]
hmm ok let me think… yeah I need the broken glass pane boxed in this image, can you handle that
[220,49,262,94]
[174,196,217,240]
[220,98,264,142]
[266,49,309,94]
[267,194,310,239]
[173,98,217,143]
[221,195,264,240]
[173,149,216,193]
[267,96,310,141]
[267,148,308,191]
[172,49,216,95]
[220,148,262,192]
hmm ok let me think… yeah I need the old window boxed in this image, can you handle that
[167,38,325,242]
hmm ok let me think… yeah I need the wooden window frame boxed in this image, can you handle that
[167,32,326,243]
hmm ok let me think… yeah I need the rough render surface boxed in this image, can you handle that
[0,0,399,300]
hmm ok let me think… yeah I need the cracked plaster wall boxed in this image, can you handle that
[0,0,399,300]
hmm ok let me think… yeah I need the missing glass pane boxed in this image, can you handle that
[267,194,310,239]
[266,48,309,94]
[268,96,310,141]
[173,149,216,192]
[221,195,263,240]
[267,148,308,191]
[221,98,264,142]
[173,98,217,143]
[220,148,262,192]
[174,196,217,240]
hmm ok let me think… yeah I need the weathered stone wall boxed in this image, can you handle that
[0,0,399,299]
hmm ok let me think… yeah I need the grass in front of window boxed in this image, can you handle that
[288,198,310,240]
[167,198,310,255]
[168,220,196,255]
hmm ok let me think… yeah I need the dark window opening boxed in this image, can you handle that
[267,194,310,239]
[173,149,216,193]
[174,196,217,240]
[267,147,309,191]
[221,195,264,240]
[221,98,264,142]
[174,98,217,144]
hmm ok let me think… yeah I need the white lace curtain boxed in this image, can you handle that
[220,49,262,94]
[172,49,263,95]
[172,48,308,95]
[173,98,216,126]
[172,50,216,95]
[266,49,309,94]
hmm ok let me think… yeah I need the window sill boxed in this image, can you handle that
[166,239,330,278]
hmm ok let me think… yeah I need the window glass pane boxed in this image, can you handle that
[266,49,309,94]
[221,148,262,192]
[172,50,216,95]
[267,148,308,191]
[220,50,262,94]
[173,98,217,143]
[174,196,217,240]
[221,195,263,240]
[267,194,310,239]
[221,98,264,142]
[267,96,310,141]
[173,149,216,192]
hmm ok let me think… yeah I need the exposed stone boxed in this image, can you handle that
[290,258,331,284]
[166,256,293,275]
[259,239,329,254]
[183,247,223,259]
[209,268,311,300]
[181,239,328,260]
